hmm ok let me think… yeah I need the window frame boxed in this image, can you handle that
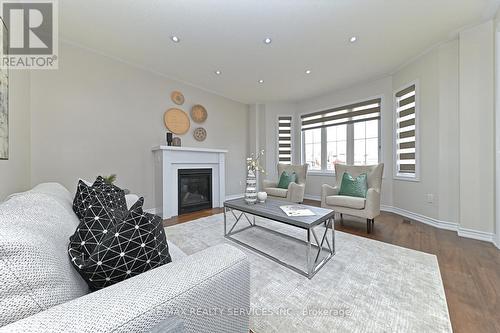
[393,80,420,182]
[277,114,294,165]
[300,95,383,176]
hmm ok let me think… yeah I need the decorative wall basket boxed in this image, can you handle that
[191,104,208,123]
[193,127,207,141]
[170,91,185,105]
[164,108,190,135]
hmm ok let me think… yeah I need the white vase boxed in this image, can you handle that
[245,169,257,205]
[257,191,267,203]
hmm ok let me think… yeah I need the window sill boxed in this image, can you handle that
[393,175,420,182]
[307,171,336,177]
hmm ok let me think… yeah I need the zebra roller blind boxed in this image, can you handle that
[395,84,417,176]
[278,116,292,164]
[301,98,381,131]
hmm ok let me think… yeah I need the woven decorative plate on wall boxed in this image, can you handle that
[191,104,208,123]
[193,127,207,141]
[164,108,190,135]
[171,91,185,105]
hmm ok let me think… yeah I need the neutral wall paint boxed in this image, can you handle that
[437,40,460,224]
[392,46,441,219]
[295,77,394,206]
[459,20,495,234]
[0,70,31,201]
[29,43,249,209]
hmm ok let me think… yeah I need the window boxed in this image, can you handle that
[278,116,292,164]
[394,84,417,179]
[304,128,322,170]
[326,125,347,170]
[301,98,381,173]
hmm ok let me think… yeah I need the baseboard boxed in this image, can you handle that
[304,194,321,201]
[457,227,495,243]
[380,205,458,231]
[225,193,244,200]
[381,205,497,247]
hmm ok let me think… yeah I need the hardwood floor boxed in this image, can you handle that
[164,200,500,333]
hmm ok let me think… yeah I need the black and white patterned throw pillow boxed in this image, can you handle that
[72,176,126,219]
[68,196,171,290]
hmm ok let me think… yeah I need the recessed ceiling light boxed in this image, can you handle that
[305,69,312,74]
[349,36,357,43]
[215,70,221,75]
[263,37,272,44]
[171,36,180,43]
[258,79,264,84]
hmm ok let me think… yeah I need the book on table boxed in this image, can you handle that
[280,205,316,217]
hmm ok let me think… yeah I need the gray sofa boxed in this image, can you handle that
[0,183,250,333]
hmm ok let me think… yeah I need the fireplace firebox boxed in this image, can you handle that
[178,168,213,215]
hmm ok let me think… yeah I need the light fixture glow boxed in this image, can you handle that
[171,36,180,43]
[215,70,221,75]
[305,69,311,74]
[258,79,264,83]
[349,36,357,43]
[264,37,272,44]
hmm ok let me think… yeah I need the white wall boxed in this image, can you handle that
[392,46,441,219]
[295,77,394,206]
[0,70,31,200]
[29,43,249,209]
[459,20,495,234]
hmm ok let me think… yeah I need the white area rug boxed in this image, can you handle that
[166,213,452,333]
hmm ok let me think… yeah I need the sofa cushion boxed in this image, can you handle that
[69,197,171,290]
[277,171,297,189]
[0,192,89,327]
[72,177,126,220]
[325,195,366,209]
[264,187,288,198]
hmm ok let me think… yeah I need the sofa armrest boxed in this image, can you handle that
[321,184,339,207]
[287,182,305,203]
[365,188,381,219]
[125,194,140,209]
[0,244,250,333]
[262,179,278,189]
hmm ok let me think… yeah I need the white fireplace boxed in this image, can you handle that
[152,146,227,219]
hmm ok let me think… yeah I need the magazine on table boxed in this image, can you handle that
[280,205,316,217]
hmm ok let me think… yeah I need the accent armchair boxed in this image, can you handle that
[321,163,384,233]
[263,164,308,203]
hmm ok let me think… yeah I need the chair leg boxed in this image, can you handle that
[340,213,344,226]
[367,219,371,233]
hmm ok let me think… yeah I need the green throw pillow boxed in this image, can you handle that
[338,172,368,198]
[277,171,297,189]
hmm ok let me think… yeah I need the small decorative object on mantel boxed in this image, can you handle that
[245,149,266,205]
[164,108,190,135]
[172,136,181,147]
[191,104,208,123]
[257,191,267,203]
[166,132,173,146]
[193,127,207,141]
[170,90,185,105]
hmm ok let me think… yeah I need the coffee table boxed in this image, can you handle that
[224,198,335,279]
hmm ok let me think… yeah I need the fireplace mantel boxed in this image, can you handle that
[152,146,227,218]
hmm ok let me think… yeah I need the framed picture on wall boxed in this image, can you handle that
[0,17,8,160]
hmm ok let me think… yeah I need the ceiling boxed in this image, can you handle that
[60,0,500,104]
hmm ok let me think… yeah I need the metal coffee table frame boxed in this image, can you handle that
[223,203,335,279]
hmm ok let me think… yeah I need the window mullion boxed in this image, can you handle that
[321,127,327,171]
[347,123,354,165]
